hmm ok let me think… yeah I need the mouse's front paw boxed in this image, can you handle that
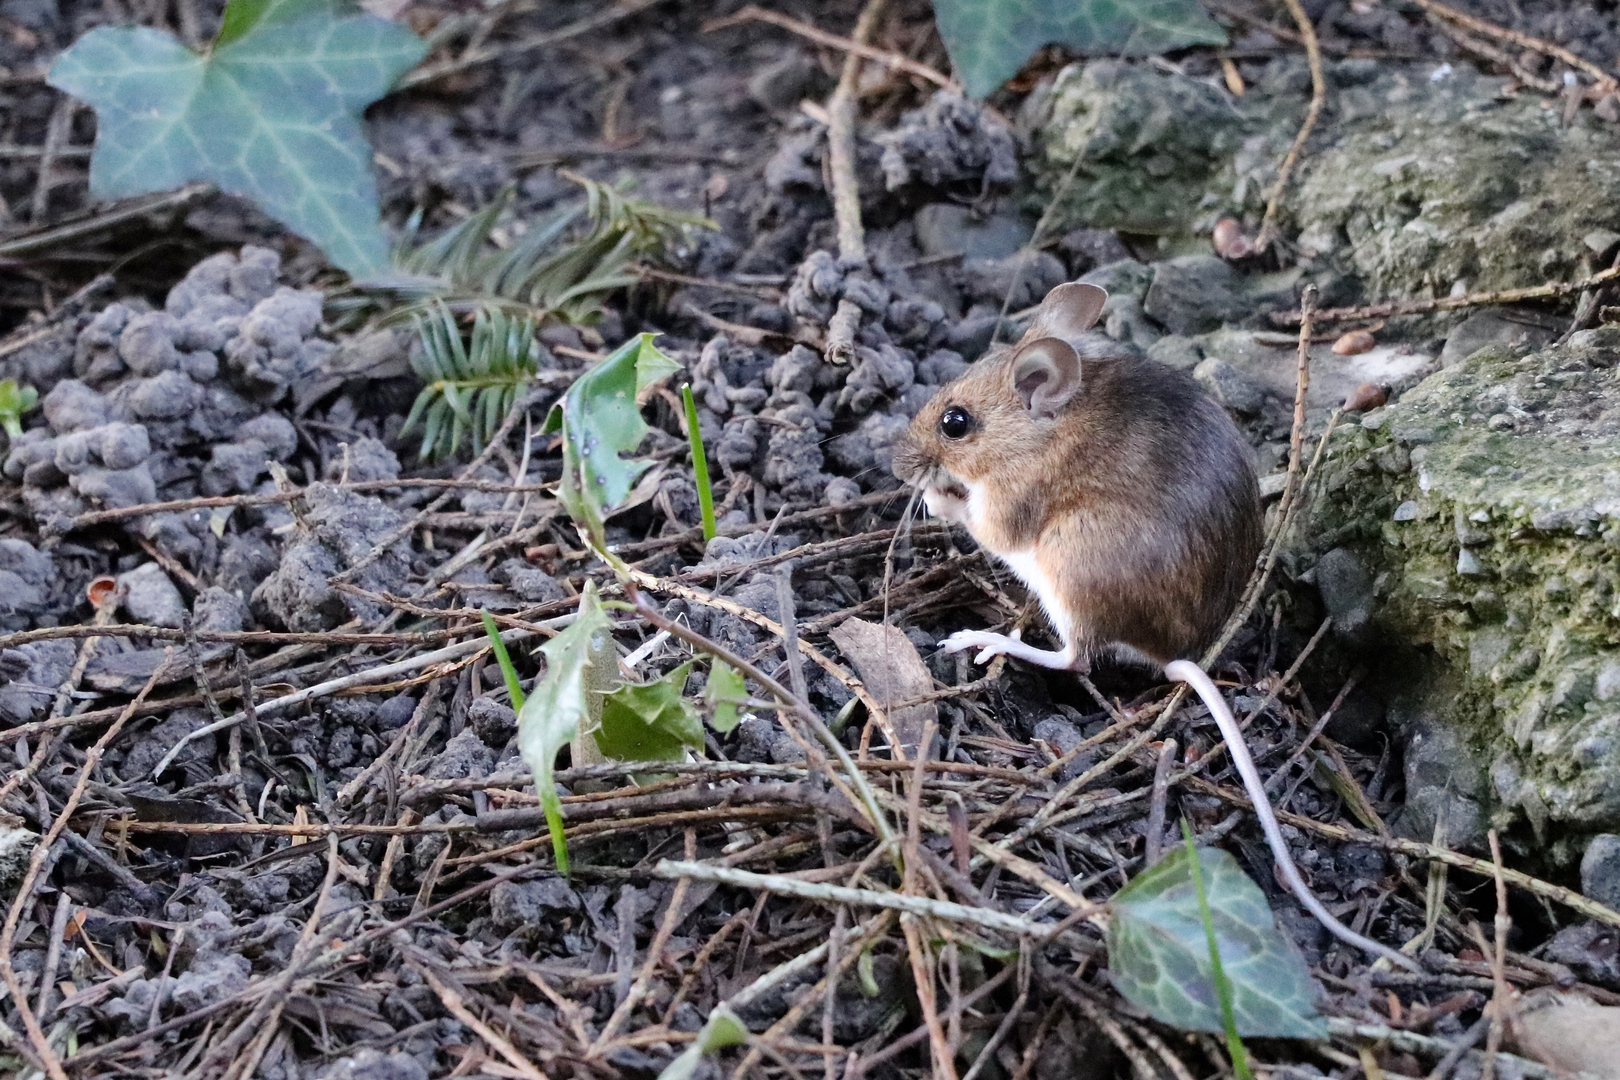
[939,630,1016,666]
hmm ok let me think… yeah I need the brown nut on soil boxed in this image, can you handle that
[1212,217,1255,260]
[1343,382,1390,412]
[86,575,119,608]
[1332,329,1377,355]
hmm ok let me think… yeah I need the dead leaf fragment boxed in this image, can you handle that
[1508,989,1620,1080]
[828,617,937,760]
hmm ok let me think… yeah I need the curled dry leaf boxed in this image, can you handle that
[1343,382,1390,413]
[1507,989,1620,1080]
[1332,329,1377,355]
[827,616,937,760]
[1212,217,1255,260]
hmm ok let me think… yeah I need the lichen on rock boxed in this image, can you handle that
[1289,326,1620,864]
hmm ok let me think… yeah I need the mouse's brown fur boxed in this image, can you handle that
[892,283,1262,667]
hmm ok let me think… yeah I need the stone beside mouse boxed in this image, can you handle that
[893,280,1418,971]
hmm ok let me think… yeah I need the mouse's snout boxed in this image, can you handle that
[890,430,927,485]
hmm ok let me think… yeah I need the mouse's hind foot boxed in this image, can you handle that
[939,629,1080,671]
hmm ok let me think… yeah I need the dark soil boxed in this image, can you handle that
[3,2,1620,1079]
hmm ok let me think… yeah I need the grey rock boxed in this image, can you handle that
[1143,255,1242,336]
[825,476,862,505]
[73,463,156,508]
[171,950,250,1011]
[327,436,399,483]
[0,571,42,624]
[499,559,565,605]
[1315,547,1375,639]
[1192,357,1265,415]
[94,422,151,470]
[229,245,281,306]
[218,533,278,598]
[317,1050,428,1080]
[959,251,1067,309]
[127,370,204,420]
[762,405,828,498]
[1581,835,1620,912]
[490,876,582,933]
[1033,715,1095,782]
[0,640,74,723]
[74,305,131,383]
[1396,702,1490,852]
[747,53,827,112]
[121,706,216,778]
[1146,334,1203,371]
[733,714,807,764]
[1078,258,1154,302]
[117,312,182,376]
[943,313,1006,361]
[1541,923,1620,989]
[1057,228,1133,275]
[827,411,910,476]
[0,538,52,596]
[468,697,517,747]
[43,378,107,433]
[1439,311,1558,368]
[252,484,411,631]
[178,350,219,382]
[913,203,1031,259]
[120,562,187,629]
[165,252,236,318]
[201,440,271,496]
[877,91,1017,193]
[1036,61,1249,236]
[916,348,967,386]
[838,344,915,414]
[425,729,494,781]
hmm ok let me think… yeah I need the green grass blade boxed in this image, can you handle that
[480,608,526,710]
[680,383,716,541]
[1181,820,1255,1080]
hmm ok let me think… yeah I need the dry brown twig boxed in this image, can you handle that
[1407,0,1617,93]
[1255,0,1325,252]
[1275,263,1620,325]
[704,5,950,89]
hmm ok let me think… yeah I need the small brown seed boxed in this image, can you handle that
[1212,217,1254,260]
[1343,382,1389,412]
[1332,329,1377,355]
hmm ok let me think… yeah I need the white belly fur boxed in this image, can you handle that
[964,481,1072,648]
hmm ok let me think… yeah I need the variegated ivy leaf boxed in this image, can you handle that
[49,0,425,276]
[1108,844,1327,1039]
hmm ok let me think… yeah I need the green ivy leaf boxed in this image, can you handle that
[1107,844,1327,1039]
[516,580,616,875]
[0,379,39,441]
[596,661,704,763]
[704,660,748,734]
[48,0,425,277]
[543,332,681,559]
[932,0,1226,98]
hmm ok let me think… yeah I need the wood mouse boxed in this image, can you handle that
[893,281,1418,970]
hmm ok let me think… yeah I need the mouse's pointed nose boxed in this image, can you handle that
[890,433,924,483]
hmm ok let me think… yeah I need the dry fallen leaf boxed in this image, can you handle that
[1508,989,1620,1080]
[828,617,938,760]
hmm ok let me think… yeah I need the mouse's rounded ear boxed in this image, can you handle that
[1026,282,1108,342]
[1010,338,1082,419]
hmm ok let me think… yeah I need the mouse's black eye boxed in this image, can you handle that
[939,406,973,440]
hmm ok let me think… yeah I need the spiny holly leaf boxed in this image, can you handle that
[48,0,425,277]
[596,661,704,763]
[704,660,748,734]
[516,581,616,875]
[1107,844,1327,1039]
[544,333,681,560]
[933,0,1226,98]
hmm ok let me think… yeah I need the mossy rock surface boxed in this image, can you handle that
[1292,328,1620,863]
[1034,59,1620,302]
